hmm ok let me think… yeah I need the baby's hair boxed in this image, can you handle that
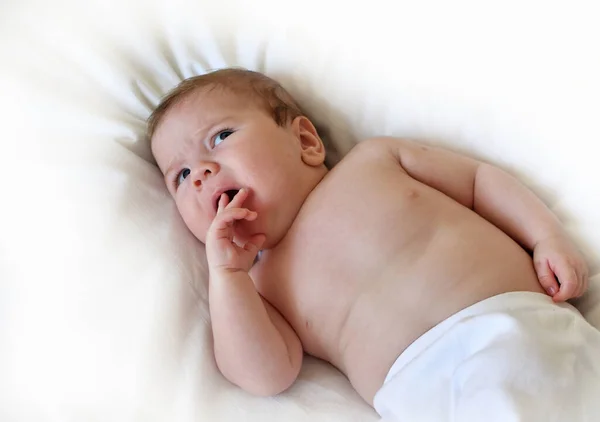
[146,68,304,142]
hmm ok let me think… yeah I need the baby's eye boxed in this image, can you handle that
[214,129,234,147]
[176,168,191,188]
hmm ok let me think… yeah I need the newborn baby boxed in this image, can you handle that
[149,68,600,421]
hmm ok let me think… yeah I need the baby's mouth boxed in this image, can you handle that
[225,189,240,203]
[214,189,240,211]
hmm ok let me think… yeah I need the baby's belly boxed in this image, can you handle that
[331,218,544,405]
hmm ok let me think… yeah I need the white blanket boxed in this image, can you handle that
[1,0,599,421]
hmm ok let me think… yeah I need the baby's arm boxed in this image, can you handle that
[360,137,588,301]
[206,189,302,396]
[209,269,303,396]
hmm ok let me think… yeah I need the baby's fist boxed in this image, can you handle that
[533,234,589,302]
[206,188,265,273]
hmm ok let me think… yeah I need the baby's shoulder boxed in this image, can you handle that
[333,137,398,169]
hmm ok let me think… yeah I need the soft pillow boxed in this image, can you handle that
[1,0,598,421]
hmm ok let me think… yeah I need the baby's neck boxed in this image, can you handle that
[303,165,329,201]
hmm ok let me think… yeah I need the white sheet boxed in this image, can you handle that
[1,0,599,421]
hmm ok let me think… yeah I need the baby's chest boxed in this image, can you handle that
[292,153,431,258]
[252,155,428,315]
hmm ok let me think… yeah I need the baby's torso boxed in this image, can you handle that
[249,142,544,404]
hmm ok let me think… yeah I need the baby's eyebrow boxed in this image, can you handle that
[163,157,180,182]
[191,115,235,138]
[165,156,176,173]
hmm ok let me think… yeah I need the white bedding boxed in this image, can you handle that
[1,0,599,421]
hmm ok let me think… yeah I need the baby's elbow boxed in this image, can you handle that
[245,368,299,397]
[218,356,302,397]
[240,366,300,397]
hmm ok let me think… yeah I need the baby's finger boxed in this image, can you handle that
[552,265,578,302]
[227,188,249,209]
[217,193,230,213]
[534,259,560,297]
[572,267,583,298]
[575,269,589,298]
[213,207,257,228]
[243,234,266,255]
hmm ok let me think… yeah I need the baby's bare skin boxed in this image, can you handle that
[151,85,589,408]
[250,140,545,403]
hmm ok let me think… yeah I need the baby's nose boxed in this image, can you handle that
[192,161,219,187]
[193,169,211,187]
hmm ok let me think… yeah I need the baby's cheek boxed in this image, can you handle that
[192,216,210,243]
[178,204,210,243]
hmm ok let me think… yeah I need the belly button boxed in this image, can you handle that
[407,189,419,199]
[305,320,311,330]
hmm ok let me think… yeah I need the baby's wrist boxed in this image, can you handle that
[209,265,250,280]
[533,227,567,248]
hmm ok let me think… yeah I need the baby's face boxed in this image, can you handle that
[151,89,319,247]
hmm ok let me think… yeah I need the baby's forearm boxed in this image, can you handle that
[473,163,564,251]
[208,269,296,395]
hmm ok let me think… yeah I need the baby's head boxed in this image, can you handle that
[149,68,328,248]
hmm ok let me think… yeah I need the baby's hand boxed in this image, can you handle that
[206,188,266,274]
[533,234,589,302]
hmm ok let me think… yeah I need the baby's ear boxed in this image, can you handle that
[292,116,326,167]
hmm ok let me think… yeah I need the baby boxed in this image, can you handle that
[148,68,600,420]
